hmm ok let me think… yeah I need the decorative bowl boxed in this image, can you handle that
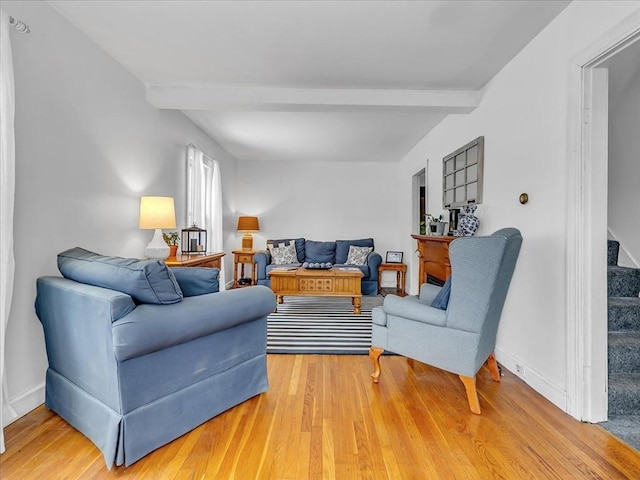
[302,262,333,270]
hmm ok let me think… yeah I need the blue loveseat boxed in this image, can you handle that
[35,247,276,468]
[254,238,382,295]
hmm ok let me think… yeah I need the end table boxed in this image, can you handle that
[232,250,258,288]
[164,252,225,269]
[378,263,407,296]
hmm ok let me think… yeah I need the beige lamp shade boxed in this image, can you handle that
[236,216,260,232]
[237,216,260,250]
[139,196,176,229]
[139,196,176,260]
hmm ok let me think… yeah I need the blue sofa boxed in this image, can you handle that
[35,248,276,468]
[254,238,382,295]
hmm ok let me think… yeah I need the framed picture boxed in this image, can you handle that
[386,251,403,263]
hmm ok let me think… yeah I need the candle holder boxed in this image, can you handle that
[181,224,207,254]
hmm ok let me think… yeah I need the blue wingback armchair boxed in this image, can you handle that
[369,228,522,414]
[35,248,276,468]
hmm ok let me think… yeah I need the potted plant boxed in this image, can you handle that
[426,214,447,236]
[163,231,180,257]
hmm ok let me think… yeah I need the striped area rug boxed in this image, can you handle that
[267,295,384,354]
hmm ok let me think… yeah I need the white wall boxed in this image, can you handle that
[607,42,640,268]
[235,160,401,277]
[3,1,238,422]
[398,1,640,411]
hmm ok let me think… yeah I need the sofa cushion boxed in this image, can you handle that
[346,245,373,265]
[305,240,336,264]
[270,242,298,265]
[267,238,305,263]
[431,276,452,310]
[335,239,374,264]
[170,267,219,296]
[58,247,183,305]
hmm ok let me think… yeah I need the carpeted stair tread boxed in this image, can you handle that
[606,240,640,446]
[609,297,640,332]
[609,373,640,415]
[607,265,640,297]
[600,415,640,452]
[608,240,620,266]
[608,332,640,373]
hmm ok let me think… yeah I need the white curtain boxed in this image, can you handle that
[187,145,226,290]
[0,9,18,453]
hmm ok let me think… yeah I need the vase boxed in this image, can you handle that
[458,205,479,236]
[169,245,179,257]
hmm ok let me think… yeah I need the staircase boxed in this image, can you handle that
[605,239,640,450]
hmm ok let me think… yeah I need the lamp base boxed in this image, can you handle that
[145,228,170,260]
[242,233,253,251]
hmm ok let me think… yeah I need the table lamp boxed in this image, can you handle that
[237,216,260,250]
[139,196,176,259]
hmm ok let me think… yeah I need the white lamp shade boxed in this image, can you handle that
[139,196,176,259]
[139,196,176,229]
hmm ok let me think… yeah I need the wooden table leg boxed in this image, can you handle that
[353,296,361,314]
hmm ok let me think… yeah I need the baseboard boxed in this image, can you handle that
[495,348,567,413]
[2,383,45,428]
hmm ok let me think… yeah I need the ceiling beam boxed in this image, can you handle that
[146,85,482,113]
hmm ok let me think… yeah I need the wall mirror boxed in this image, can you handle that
[442,136,484,209]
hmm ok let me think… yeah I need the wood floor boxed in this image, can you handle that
[2,354,640,479]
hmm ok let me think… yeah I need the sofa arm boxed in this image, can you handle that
[35,276,134,410]
[254,250,271,280]
[112,286,276,361]
[383,293,447,327]
[366,252,383,281]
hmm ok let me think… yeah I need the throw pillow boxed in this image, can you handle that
[271,242,298,265]
[170,267,219,296]
[57,247,183,305]
[336,239,374,264]
[345,245,373,266]
[268,238,305,262]
[430,277,452,310]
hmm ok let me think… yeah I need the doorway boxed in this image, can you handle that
[566,20,640,422]
[412,168,426,235]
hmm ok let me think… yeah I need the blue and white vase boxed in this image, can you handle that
[458,205,479,236]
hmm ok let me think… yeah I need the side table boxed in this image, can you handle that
[378,263,407,297]
[232,250,258,288]
[164,252,225,269]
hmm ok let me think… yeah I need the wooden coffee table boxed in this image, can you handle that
[268,266,364,314]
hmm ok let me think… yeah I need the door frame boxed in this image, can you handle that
[565,12,640,422]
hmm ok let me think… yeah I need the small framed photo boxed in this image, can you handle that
[385,251,403,263]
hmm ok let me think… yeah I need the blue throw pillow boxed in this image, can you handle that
[58,247,183,305]
[170,267,220,296]
[431,277,452,310]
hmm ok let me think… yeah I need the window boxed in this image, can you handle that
[442,136,484,209]
[186,145,226,289]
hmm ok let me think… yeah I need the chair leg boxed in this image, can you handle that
[459,375,481,414]
[486,353,501,382]
[369,347,384,383]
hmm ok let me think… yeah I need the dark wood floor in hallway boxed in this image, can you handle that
[3,354,639,479]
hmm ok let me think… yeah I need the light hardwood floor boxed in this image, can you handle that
[2,354,640,479]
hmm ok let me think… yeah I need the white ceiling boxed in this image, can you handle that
[49,0,570,163]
